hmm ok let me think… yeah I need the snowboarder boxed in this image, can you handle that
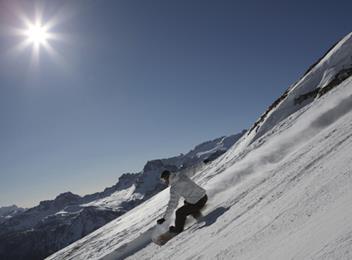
[157,170,208,234]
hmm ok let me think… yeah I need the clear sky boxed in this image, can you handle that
[0,0,351,208]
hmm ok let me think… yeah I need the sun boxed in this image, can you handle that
[8,4,68,67]
[12,17,57,65]
[15,18,55,66]
[25,23,49,46]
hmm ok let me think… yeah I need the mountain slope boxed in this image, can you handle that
[0,205,25,224]
[46,32,352,260]
[0,132,243,260]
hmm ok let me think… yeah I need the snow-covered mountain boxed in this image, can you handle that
[0,205,25,224]
[0,132,244,260]
[46,32,352,260]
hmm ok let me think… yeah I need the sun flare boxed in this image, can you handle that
[25,23,49,45]
[9,4,68,68]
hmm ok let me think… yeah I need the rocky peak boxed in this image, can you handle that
[53,192,82,209]
[143,160,164,172]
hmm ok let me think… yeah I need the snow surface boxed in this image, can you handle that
[47,33,352,260]
[82,186,140,210]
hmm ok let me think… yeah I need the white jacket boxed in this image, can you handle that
[163,172,206,219]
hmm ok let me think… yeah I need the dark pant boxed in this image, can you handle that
[174,195,208,233]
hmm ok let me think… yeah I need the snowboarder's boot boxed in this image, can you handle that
[169,226,182,234]
[191,211,203,220]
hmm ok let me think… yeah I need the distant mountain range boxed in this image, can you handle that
[0,205,26,224]
[0,131,245,260]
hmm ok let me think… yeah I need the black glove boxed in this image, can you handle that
[157,218,165,225]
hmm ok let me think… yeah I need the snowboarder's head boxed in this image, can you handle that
[160,170,171,186]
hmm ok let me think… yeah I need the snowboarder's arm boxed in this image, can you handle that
[163,187,180,220]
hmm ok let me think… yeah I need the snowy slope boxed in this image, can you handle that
[0,132,242,260]
[246,32,352,145]
[47,33,352,260]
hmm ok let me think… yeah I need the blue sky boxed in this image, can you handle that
[0,0,351,208]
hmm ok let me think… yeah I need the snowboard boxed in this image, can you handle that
[152,213,205,246]
[152,206,229,246]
